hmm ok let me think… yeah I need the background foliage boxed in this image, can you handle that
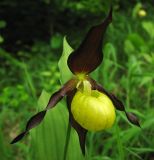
[0,0,154,160]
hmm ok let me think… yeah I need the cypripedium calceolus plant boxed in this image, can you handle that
[11,8,140,155]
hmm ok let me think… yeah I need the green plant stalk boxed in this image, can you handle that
[23,63,37,101]
[126,73,130,108]
[63,123,71,160]
[116,125,124,160]
[0,121,5,160]
[146,80,152,108]
[88,132,94,157]
[0,50,37,101]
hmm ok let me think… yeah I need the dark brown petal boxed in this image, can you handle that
[89,78,125,111]
[46,78,77,110]
[126,112,140,127]
[67,8,112,74]
[26,111,46,131]
[89,78,141,127]
[11,79,77,144]
[108,93,125,111]
[10,131,27,144]
[66,90,87,155]
[70,116,87,155]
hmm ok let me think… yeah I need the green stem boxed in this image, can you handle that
[63,123,71,160]
[147,80,152,108]
[116,125,124,160]
[23,64,37,100]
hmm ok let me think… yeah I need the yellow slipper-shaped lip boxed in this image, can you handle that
[71,90,116,131]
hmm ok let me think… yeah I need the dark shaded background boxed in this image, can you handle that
[0,0,152,52]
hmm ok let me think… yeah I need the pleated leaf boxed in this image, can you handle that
[58,37,74,84]
[30,90,84,160]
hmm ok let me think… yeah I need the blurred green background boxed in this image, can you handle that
[0,0,154,160]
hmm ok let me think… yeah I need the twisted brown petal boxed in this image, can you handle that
[11,131,27,144]
[66,89,87,155]
[68,8,112,74]
[126,112,141,127]
[89,78,140,127]
[11,79,77,144]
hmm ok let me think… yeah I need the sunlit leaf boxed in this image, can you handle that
[142,21,154,39]
[50,34,63,49]
[58,37,74,84]
[0,20,6,28]
[0,35,4,43]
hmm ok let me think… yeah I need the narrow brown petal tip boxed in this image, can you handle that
[68,9,112,74]
[70,113,87,155]
[126,112,141,127]
[10,131,27,144]
[11,111,46,144]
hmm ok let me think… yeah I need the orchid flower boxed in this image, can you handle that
[11,8,140,155]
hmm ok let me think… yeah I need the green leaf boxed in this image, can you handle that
[132,2,142,18]
[30,90,84,160]
[0,35,4,44]
[0,20,6,29]
[142,21,154,39]
[124,40,135,54]
[58,37,74,84]
[127,33,145,49]
[50,34,63,49]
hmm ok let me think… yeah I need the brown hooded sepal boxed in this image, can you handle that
[66,90,87,155]
[67,8,112,74]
